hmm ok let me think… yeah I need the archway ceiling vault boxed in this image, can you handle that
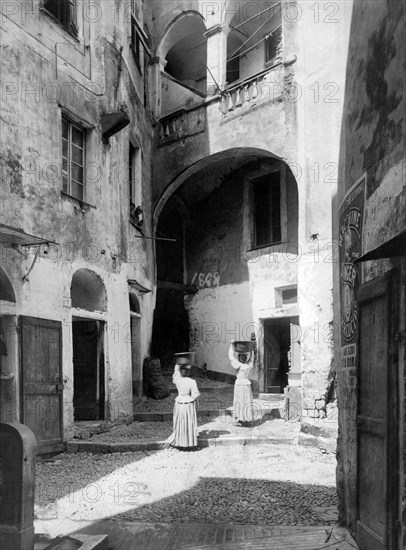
[174,152,276,208]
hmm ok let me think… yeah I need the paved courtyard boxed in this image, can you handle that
[33,441,357,549]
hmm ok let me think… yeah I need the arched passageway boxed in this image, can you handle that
[152,149,299,392]
[159,11,207,94]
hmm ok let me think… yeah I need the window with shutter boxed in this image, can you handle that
[252,172,282,247]
[62,117,85,201]
[43,0,78,36]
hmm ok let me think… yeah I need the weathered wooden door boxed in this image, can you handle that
[20,316,63,454]
[356,272,398,550]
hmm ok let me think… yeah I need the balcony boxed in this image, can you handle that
[158,63,287,145]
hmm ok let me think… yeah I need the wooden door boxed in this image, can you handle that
[20,316,63,454]
[356,272,398,550]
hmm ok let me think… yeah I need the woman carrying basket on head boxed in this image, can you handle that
[229,340,255,425]
[168,352,200,450]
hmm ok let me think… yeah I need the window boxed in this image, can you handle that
[253,172,281,247]
[282,287,297,305]
[226,54,240,84]
[62,117,85,201]
[129,142,136,207]
[265,26,282,65]
[129,142,143,229]
[43,0,78,35]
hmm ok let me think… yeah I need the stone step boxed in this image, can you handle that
[34,534,108,550]
[66,433,297,454]
[168,385,234,394]
[133,406,283,423]
[258,393,285,401]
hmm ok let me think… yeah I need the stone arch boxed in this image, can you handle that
[0,267,15,303]
[71,269,106,312]
[153,147,282,227]
[157,10,208,92]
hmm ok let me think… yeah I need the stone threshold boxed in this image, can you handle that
[66,434,297,454]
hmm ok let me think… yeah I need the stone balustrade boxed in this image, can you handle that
[221,63,284,115]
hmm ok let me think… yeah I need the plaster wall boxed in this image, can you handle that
[161,73,205,117]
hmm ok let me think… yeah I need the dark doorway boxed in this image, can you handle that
[73,319,105,420]
[152,198,189,371]
[130,294,142,396]
[263,316,300,393]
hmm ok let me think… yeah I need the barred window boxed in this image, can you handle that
[62,117,85,201]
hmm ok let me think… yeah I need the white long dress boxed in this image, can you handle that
[229,347,255,422]
[168,364,200,448]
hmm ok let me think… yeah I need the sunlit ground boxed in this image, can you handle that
[35,443,337,538]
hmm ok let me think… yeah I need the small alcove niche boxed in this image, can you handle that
[71,269,106,312]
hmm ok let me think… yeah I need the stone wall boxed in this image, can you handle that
[334,0,405,541]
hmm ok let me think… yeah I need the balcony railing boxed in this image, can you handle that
[221,63,284,115]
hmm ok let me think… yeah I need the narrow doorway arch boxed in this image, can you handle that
[71,269,106,420]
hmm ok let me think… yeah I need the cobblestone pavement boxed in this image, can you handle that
[35,443,337,532]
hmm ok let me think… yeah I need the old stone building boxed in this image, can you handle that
[148,0,350,448]
[334,0,405,548]
[0,0,155,452]
[0,0,349,453]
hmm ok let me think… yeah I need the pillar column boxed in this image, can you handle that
[150,56,167,118]
[204,24,230,96]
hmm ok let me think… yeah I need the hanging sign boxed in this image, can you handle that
[339,173,366,369]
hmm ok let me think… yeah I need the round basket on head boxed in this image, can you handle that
[174,351,195,366]
[232,341,253,353]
